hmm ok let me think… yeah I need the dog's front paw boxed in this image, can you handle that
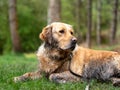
[14,76,21,83]
[13,76,29,83]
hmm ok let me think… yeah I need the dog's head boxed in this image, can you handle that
[40,22,77,51]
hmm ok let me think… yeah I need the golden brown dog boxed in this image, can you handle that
[14,22,120,86]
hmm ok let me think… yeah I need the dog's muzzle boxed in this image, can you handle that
[59,37,77,51]
[69,37,77,50]
[71,37,77,45]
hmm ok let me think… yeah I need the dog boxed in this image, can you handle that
[14,22,120,86]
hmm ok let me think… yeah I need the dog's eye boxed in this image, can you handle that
[59,30,64,34]
[71,32,73,35]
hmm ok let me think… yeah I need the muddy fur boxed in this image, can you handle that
[83,59,118,81]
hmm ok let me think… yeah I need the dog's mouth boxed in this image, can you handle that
[60,44,76,51]
[69,45,76,51]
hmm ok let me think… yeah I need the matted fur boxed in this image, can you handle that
[14,22,120,86]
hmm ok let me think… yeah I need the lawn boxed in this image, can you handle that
[0,53,120,90]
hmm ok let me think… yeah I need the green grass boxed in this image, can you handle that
[0,54,120,90]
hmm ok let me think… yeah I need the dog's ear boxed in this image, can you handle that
[39,25,52,41]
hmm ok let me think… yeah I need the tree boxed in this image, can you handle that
[96,0,102,45]
[86,0,92,48]
[8,0,21,52]
[75,0,82,44]
[109,0,119,45]
[48,0,61,24]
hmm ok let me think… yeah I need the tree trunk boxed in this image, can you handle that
[48,0,61,24]
[75,0,81,33]
[86,0,92,48]
[96,0,102,45]
[110,0,119,45]
[8,0,21,52]
[75,0,82,44]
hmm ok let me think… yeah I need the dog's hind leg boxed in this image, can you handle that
[14,71,42,82]
[111,77,120,86]
[49,71,81,83]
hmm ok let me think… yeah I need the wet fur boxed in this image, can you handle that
[14,22,120,86]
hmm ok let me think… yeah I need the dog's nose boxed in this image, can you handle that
[71,37,77,44]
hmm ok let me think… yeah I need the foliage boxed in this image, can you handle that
[0,0,48,53]
[0,0,9,54]
[17,0,48,52]
[0,0,120,53]
[0,54,120,90]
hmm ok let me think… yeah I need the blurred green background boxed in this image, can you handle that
[0,0,120,54]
